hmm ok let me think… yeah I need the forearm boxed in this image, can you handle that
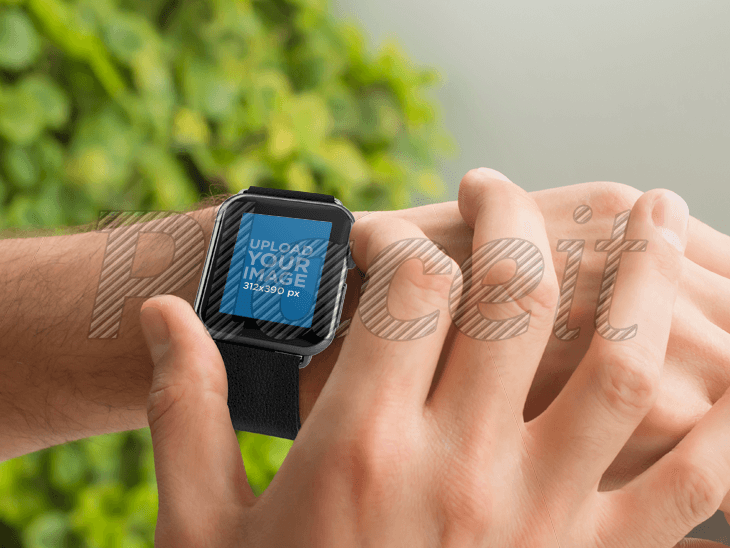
[0,207,218,461]
[0,200,369,460]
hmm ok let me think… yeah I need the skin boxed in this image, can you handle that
[343,181,730,497]
[139,169,726,546]
[1,176,730,522]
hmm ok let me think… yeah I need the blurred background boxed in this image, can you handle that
[0,0,728,545]
[331,0,730,234]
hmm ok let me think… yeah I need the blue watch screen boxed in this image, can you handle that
[219,212,332,329]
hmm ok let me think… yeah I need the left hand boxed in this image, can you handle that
[303,177,730,511]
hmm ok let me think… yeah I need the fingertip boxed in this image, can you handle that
[652,189,689,254]
[477,167,512,182]
[141,294,171,313]
[143,294,213,346]
[139,304,170,363]
[633,189,690,254]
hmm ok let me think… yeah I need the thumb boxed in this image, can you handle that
[140,295,255,512]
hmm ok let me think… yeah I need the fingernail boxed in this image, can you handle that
[140,306,170,363]
[652,190,689,253]
[478,167,511,182]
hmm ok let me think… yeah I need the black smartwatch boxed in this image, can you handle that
[193,186,355,440]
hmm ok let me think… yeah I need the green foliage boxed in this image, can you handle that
[0,0,454,545]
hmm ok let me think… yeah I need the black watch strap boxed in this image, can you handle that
[219,185,343,440]
[246,185,336,203]
[216,339,302,440]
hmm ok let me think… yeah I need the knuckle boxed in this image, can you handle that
[671,459,724,527]
[631,189,685,283]
[146,382,187,433]
[592,182,642,216]
[437,470,493,538]
[459,169,534,211]
[350,212,388,255]
[527,266,560,319]
[495,271,559,328]
[399,253,458,307]
[651,241,683,285]
[432,424,495,538]
[458,168,493,199]
[325,412,407,504]
[488,255,558,326]
[593,343,660,419]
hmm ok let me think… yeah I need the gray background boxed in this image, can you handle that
[332,0,730,543]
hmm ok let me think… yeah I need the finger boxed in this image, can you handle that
[686,214,730,279]
[530,189,689,508]
[428,168,559,445]
[605,381,730,547]
[140,295,255,514]
[666,287,730,407]
[682,258,730,338]
[319,214,457,422]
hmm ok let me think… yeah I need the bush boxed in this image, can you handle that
[0,0,454,545]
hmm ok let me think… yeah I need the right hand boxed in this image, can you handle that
[144,169,730,547]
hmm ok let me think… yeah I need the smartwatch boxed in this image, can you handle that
[193,186,355,440]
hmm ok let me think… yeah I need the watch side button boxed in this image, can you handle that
[336,284,347,327]
[346,243,356,269]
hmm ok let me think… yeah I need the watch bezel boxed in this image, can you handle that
[193,190,353,356]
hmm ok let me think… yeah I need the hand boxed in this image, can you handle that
[527,182,730,499]
[307,179,730,506]
[140,169,723,547]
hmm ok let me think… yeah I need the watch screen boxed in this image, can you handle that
[219,213,332,328]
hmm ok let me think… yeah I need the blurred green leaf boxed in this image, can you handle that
[288,93,332,152]
[136,144,198,210]
[23,511,70,548]
[36,135,65,175]
[227,154,271,191]
[172,107,210,147]
[0,84,45,144]
[102,12,146,63]
[34,178,65,225]
[415,169,444,196]
[70,482,128,546]
[2,144,38,187]
[318,138,369,187]
[27,0,128,99]
[0,171,7,204]
[5,192,42,226]
[18,74,71,130]
[49,442,86,492]
[285,161,316,192]
[0,8,40,70]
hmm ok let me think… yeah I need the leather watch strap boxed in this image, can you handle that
[216,339,302,440]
